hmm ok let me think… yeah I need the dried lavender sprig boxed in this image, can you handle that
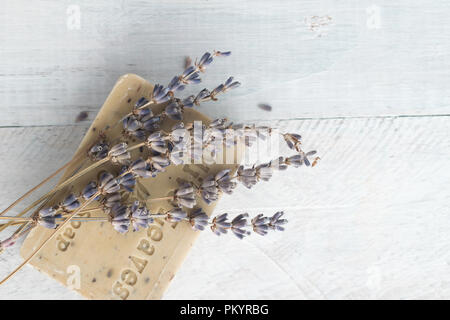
[105,205,287,239]
[8,120,312,230]
[0,50,235,229]
[118,50,232,124]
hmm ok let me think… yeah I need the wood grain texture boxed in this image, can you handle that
[0,115,449,299]
[0,0,449,299]
[1,0,449,127]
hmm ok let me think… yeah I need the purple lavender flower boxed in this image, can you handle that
[196,52,213,72]
[142,115,162,132]
[99,171,120,194]
[166,208,187,223]
[38,206,60,229]
[181,96,195,108]
[149,155,170,173]
[194,88,211,105]
[103,193,121,209]
[210,213,231,236]
[110,204,130,234]
[151,84,170,104]
[283,133,302,151]
[129,158,152,178]
[117,171,136,193]
[135,97,149,109]
[237,166,258,189]
[200,176,219,205]
[174,182,196,208]
[123,115,146,140]
[61,193,80,212]
[188,208,209,231]
[88,141,109,160]
[168,76,186,93]
[251,214,270,236]
[231,213,250,239]
[109,142,131,164]
[82,181,98,200]
[215,169,237,194]
[223,76,241,91]
[214,50,232,57]
[130,201,153,231]
[147,131,168,154]
[165,101,183,121]
[268,211,288,231]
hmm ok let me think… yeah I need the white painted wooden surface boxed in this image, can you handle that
[0,0,449,299]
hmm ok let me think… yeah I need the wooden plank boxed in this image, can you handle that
[1,0,450,127]
[0,115,448,298]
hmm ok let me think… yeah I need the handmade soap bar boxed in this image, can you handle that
[21,74,238,299]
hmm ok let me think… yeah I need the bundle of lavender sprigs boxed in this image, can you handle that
[0,50,318,285]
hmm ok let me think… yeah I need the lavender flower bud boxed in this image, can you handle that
[251,214,270,236]
[152,84,170,104]
[149,155,170,172]
[39,206,57,218]
[130,201,153,231]
[99,172,120,194]
[168,76,185,92]
[88,141,109,160]
[135,97,149,109]
[182,66,196,78]
[109,142,131,164]
[175,182,196,208]
[82,181,98,200]
[268,211,288,231]
[184,72,201,84]
[269,156,288,171]
[210,213,231,236]
[256,165,273,182]
[181,96,195,108]
[135,107,152,119]
[111,204,130,234]
[214,50,231,57]
[38,207,60,229]
[188,208,209,231]
[231,213,250,239]
[117,172,136,193]
[200,176,219,205]
[165,101,183,121]
[61,193,80,212]
[283,133,302,151]
[237,166,258,189]
[147,131,168,154]
[285,154,302,167]
[303,150,317,167]
[198,52,213,69]
[103,193,121,209]
[130,158,152,178]
[142,116,161,133]
[194,89,210,104]
[215,169,237,194]
[166,208,187,222]
[109,142,128,157]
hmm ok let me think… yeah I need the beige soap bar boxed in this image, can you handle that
[21,74,238,299]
